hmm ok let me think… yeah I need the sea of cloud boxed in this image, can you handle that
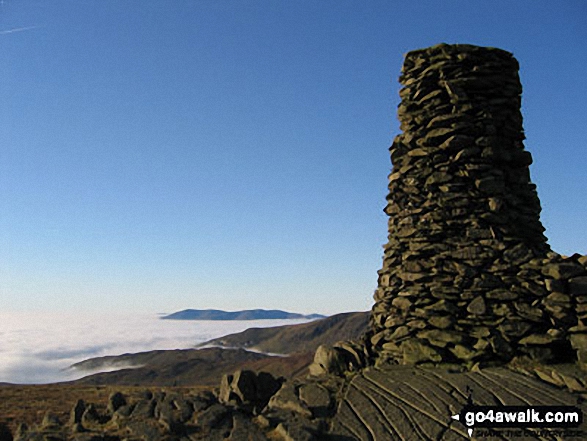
[0,311,310,384]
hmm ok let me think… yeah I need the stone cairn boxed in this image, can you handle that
[369,44,587,369]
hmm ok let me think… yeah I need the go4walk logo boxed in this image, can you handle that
[451,388,583,437]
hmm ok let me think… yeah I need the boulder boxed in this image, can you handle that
[267,382,312,418]
[81,404,101,427]
[219,369,281,411]
[69,399,86,425]
[298,383,332,418]
[107,391,127,414]
[40,412,61,430]
[308,345,347,376]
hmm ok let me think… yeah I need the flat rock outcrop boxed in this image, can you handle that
[330,365,587,440]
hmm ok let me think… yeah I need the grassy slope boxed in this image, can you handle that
[72,348,311,387]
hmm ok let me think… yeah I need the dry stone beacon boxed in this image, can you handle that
[366,44,587,369]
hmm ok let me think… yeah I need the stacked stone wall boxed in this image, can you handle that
[370,44,587,368]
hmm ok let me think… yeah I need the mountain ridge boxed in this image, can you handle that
[160,308,325,321]
[198,311,369,354]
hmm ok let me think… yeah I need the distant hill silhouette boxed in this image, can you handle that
[160,308,325,321]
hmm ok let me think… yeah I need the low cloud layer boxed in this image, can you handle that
[0,312,307,384]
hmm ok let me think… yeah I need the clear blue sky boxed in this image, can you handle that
[1,1,586,315]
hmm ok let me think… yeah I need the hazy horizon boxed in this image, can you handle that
[0,311,314,384]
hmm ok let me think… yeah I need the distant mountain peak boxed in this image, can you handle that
[160,309,326,321]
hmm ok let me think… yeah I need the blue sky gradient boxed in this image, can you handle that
[1,1,586,314]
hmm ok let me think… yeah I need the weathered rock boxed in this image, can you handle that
[401,339,443,364]
[330,365,587,440]
[298,382,332,418]
[191,391,216,413]
[545,278,566,293]
[450,344,482,361]
[69,399,86,426]
[417,329,464,345]
[498,320,532,338]
[308,345,347,376]
[130,397,156,419]
[40,412,61,430]
[106,392,126,414]
[171,396,195,423]
[275,421,315,441]
[219,369,281,411]
[152,394,190,434]
[570,276,587,295]
[519,334,557,345]
[255,372,283,408]
[542,262,584,280]
[229,412,269,441]
[333,340,368,370]
[195,403,231,428]
[267,382,312,418]
[570,333,587,351]
[428,315,454,329]
[127,421,160,441]
[81,404,101,427]
[112,403,133,420]
[218,371,246,404]
[545,292,571,304]
[466,296,486,315]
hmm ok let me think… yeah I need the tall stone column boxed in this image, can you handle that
[370,44,578,368]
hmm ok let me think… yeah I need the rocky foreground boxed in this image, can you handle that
[0,312,369,439]
[4,362,587,440]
